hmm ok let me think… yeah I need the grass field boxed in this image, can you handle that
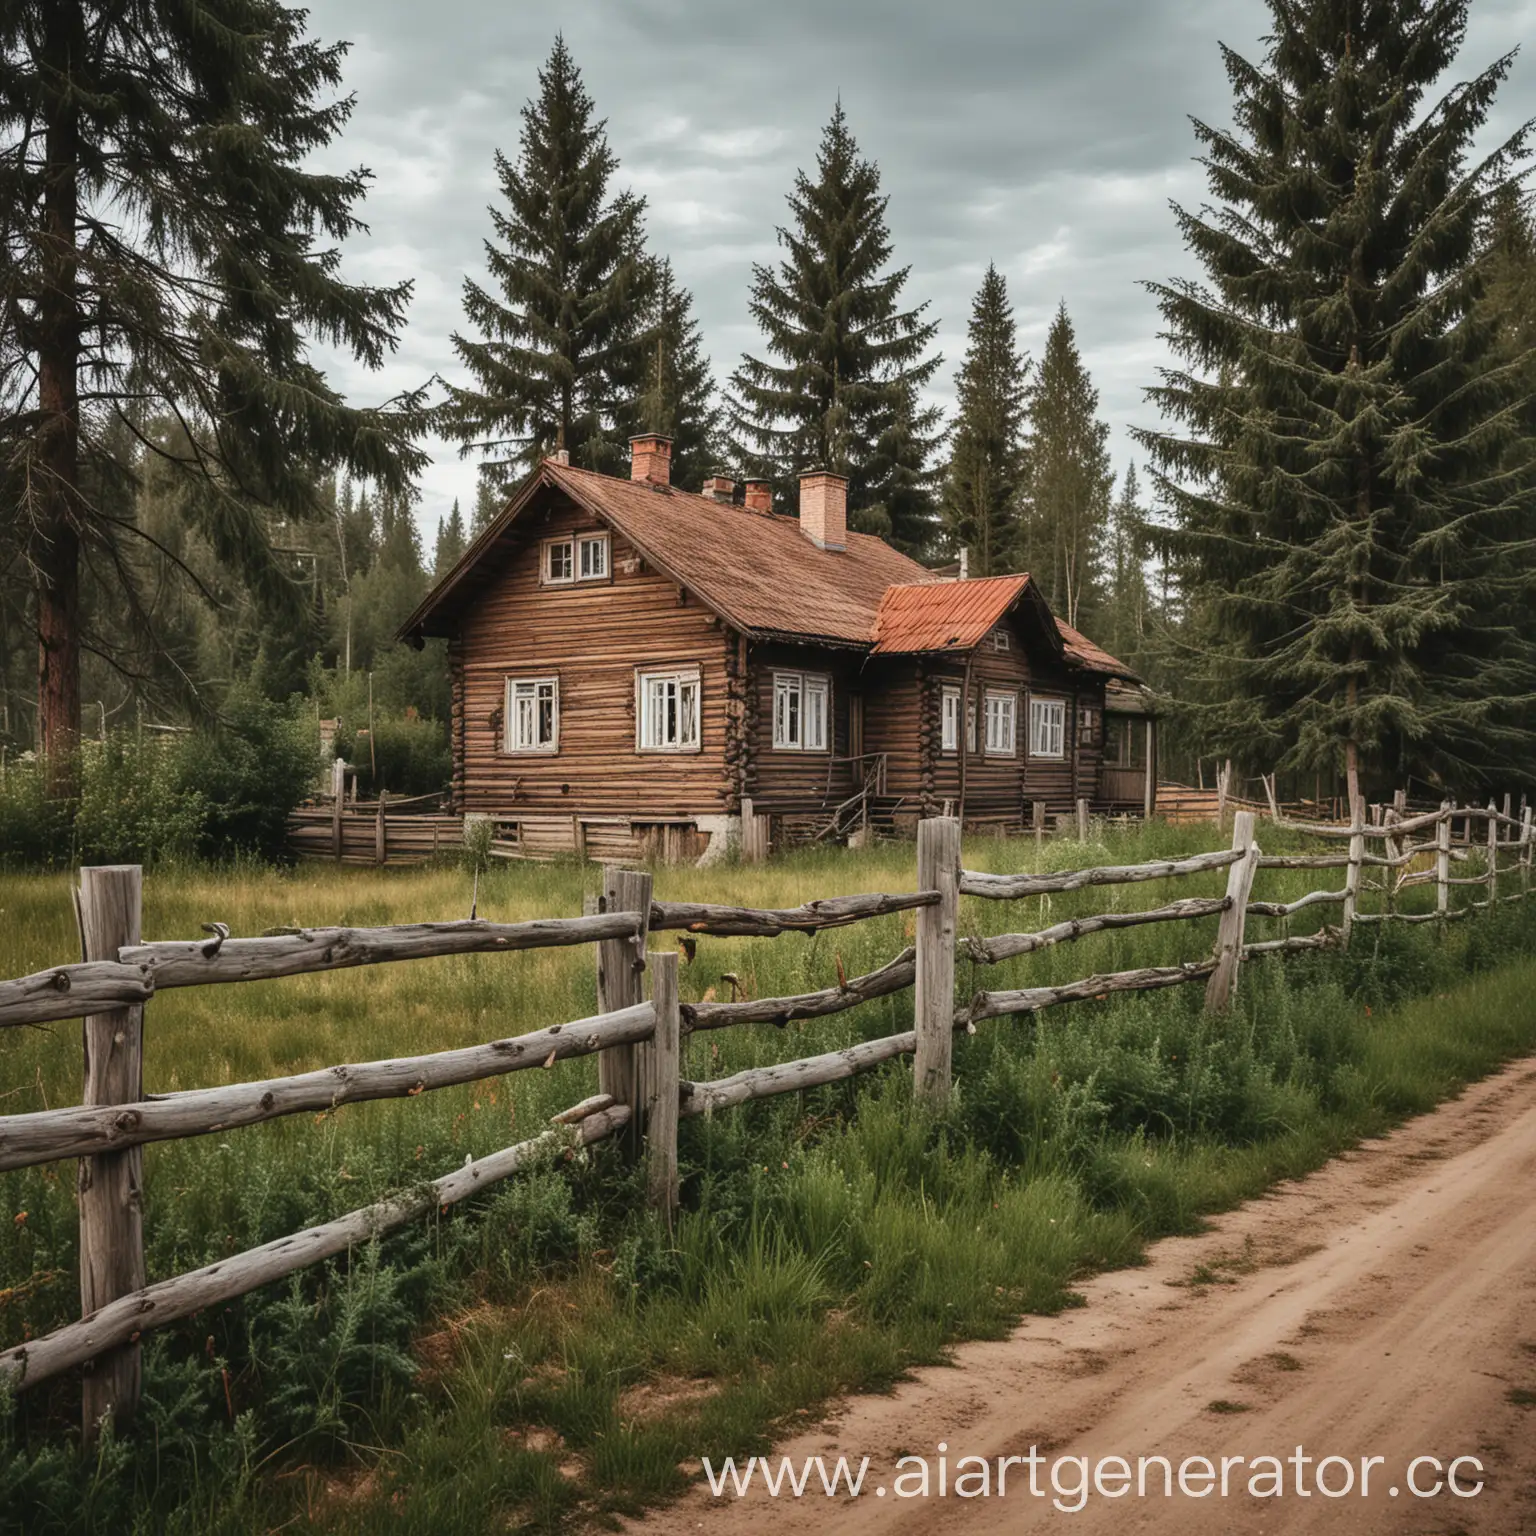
[2,821,1535,1534]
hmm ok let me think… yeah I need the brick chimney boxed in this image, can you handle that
[629,434,673,487]
[743,480,772,513]
[798,469,847,552]
[702,474,735,503]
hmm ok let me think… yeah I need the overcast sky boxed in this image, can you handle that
[304,0,1536,544]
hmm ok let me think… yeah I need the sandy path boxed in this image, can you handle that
[638,1057,1536,1534]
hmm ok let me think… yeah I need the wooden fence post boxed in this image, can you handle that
[1205,811,1258,1012]
[1382,805,1400,914]
[595,865,652,1153]
[1487,800,1499,905]
[1076,797,1090,841]
[914,817,961,1105]
[1342,798,1365,943]
[1143,719,1156,822]
[76,865,146,1444]
[1436,801,1452,923]
[1521,805,1533,898]
[375,789,388,867]
[643,950,680,1221]
[331,756,346,861]
[1032,799,1046,865]
[1215,759,1230,831]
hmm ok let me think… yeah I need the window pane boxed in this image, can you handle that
[680,679,698,746]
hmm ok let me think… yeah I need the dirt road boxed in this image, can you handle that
[641,1058,1536,1534]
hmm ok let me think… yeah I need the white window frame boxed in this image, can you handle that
[505,676,559,755]
[542,532,610,585]
[984,689,1017,757]
[636,667,701,753]
[990,627,1010,652]
[1029,696,1067,759]
[578,532,610,580]
[940,685,978,755]
[772,671,831,752]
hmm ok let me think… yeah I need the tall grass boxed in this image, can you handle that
[1,822,1533,1533]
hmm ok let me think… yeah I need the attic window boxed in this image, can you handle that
[543,533,609,585]
[990,628,1010,652]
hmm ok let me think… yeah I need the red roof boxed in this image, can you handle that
[1057,620,1136,678]
[870,575,1032,654]
[400,460,1140,683]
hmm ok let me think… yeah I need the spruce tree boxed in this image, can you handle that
[434,500,468,576]
[1102,463,1151,665]
[1022,303,1113,628]
[729,104,943,551]
[1,0,424,793]
[942,265,1030,575]
[1139,1,1536,796]
[632,259,721,493]
[445,37,654,484]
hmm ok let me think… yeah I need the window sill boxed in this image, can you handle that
[504,746,560,757]
[635,745,703,756]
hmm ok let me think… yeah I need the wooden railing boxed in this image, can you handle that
[3,799,1531,1443]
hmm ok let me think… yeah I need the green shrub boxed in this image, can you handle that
[334,711,450,798]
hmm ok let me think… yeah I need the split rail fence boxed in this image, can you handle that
[1,799,1531,1444]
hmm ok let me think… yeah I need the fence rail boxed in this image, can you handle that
[3,794,1531,1441]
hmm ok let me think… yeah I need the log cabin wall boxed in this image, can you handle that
[861,659,926,814]
[743,642,864,814]
[452,493,734,818]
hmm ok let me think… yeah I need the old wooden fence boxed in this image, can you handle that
[1,800,1531,1443]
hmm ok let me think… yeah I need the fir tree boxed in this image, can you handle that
[942,265,1030,575]
[728,104,943,551]
[434,500,468,575]
[1022,303,1113,628]
[1102,463,1151,665]
[1139,0,1536,796]
[0,0,425,793]
[444,37,654,484]
[471,480,502,536]
[632,259,721,493]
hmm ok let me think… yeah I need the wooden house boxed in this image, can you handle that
[399,435,1157,862]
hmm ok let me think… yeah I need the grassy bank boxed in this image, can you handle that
[1,823,1534,1533]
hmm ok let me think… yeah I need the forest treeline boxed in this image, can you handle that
[3,1,1536,854]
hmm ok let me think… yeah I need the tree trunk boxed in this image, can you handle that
[34,5,83,798]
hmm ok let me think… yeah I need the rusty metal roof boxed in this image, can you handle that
[869,575,1033,654]
[1057,620,1138,679]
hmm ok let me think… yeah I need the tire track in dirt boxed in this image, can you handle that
[636,1057,1536,1534]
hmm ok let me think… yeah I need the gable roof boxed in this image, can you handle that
[398,459,1141,684]
[399,461,932,647]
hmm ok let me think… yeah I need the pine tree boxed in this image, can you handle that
[942,265,1030,575]
[434,500,468,575]
[632,259,721,493]
[444,37,654,484]
[728,104,944,551]
[1139,1,1536,796]
[1102,463,1151,664]
[471,480,502,536]
[1,0,425,793]
[1022,303,1113,628]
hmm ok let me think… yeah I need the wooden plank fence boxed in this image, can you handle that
[2,798,1532,1445]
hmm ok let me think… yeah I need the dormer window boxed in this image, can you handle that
[543,532,610,585]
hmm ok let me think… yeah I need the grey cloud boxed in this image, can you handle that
[303,0,1536,533]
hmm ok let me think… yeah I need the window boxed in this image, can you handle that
[543,532,610,584]
[506,677,559,753]
[990,627,1010,652]
[579,533,609,579]
[1029,696,1066,758]
[773,672,830,751]
[940,686,977,754]
[984,690,1017,756]
[1078,704,1101,748]
[1104,715,1146,769]
[637,668,700,752]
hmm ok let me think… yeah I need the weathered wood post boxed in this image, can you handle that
[595,865,652,1153]
[374,789,388,866]
[1341,798,1366,943]
[913,817,961,1105]
[1143,719,1156,821]
[1076,797,1090,841]
[1215,759,1230,831]
[1263,772,1281,823]
[330,755,346,861]
[1487,800,1499,905]
[1032,799,1046,865]
[1436,801,1452,923]
[1205,811,1259,1012]
[76,865,147,1443]
[1521,805,1533,899]
[643,950,680,1221]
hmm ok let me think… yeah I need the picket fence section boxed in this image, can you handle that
[0,799,1531,1443]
